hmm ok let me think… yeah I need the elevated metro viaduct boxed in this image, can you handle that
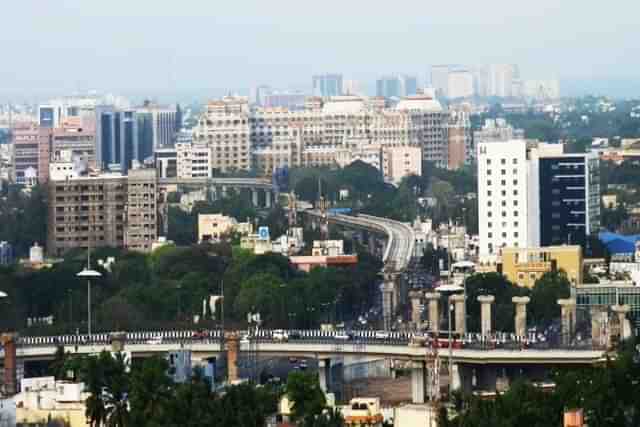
[3,333,609,403]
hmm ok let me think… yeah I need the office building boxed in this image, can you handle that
[155,147,177,178]
[312,73,343,97]
[477,139,534,260]
[431,65,454,98]
[194,95,448,173]
[501,245,583,288]
[447,70,474,99]
[487,64,520,98]
[533,150,600,248]
[376,74,418,98]
[477,141,601,261]
[447,110,472,169]
[47,168,158,256]
[137,102,180,150]
[95,107,144,174]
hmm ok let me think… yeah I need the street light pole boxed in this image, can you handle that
[448,302,454,398]
[77,265,101,338]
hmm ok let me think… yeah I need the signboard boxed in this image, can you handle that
[258,226,270,241]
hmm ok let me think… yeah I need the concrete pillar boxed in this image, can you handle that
[450,294,465,335]
[478,295,495,337]
[590,306,606,347]
[368,235,376,256]
[225,332,240,383]
[110,331,127,353]
[221,186,228,198]
[251,189,259,207]
[512,296,530,337]
[451,363,461,392]
[382,281,394,330]
[318,358,331,393]
[265,190,272,208]
[409,291,423,328]
[425,292,441,334]
[558,299,577,346]
[410,360,426,404]
[611,304,631,340]
[1,333,18,395]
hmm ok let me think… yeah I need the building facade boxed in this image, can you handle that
[376,74,418,98]
[95,107,144,174]
[501,245,583,288]
[11,124,50,185]
[193,95,448,174]
[312,74,343,97]
[447,110,472,169]
[477,139,535,260]
[47,168,158,256]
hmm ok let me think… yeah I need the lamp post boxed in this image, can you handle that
[77,268,101,337]
[448,302,454,397]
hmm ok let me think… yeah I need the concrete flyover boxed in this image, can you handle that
[158,177,276,208]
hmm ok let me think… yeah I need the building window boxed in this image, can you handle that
[513,179,518,185]
[514,200,518,206]
[502,232,507,238]
[501,159,506,165]
[501,169,506,175]
[514,211,519,217]
[502,201,506,206]
[487,190,492,196]
[487,180,492,186]
[487,159,491,165]
[488,201,492,207]
[502,190,506,196]
[488,222,492,228]
[513,158,518,164]
[488,232,493,238]
[514,232,519,238]
[502,211,507,217]
[501,180,506,186]
[487,170,492,175]
[514,221,519,227]
[513,190,518,196]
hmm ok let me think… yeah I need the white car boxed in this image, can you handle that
[146,336,163,345]
[375,331,390,340]
[272,330,288,342]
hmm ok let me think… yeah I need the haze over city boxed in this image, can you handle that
[2,0,640,100]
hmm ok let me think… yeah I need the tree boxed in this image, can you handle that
[286,371,326,423]
[303,407,344,427]
[529,270,571,329]
[129,357,173,427]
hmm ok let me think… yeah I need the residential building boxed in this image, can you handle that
[431,65,455,98]
[382,146,422,185]
[487,64,520,98]
[47,168,158,256]
[49,150,88,181]
[124,168,158,252]
[14,377,89,427]
[312,74,343,97]
[50,119,96,168]
[501,245,583,288]
[194,95,448,173]
[176,140,212,178]
[477,139,534,260]
[447,70,474,99]
[447,110,472,169]
[263,92,306,110]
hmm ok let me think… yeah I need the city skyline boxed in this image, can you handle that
[2,1,640,100]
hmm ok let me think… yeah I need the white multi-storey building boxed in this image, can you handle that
[192,95,448,174]
[477,139,536,261]
[176,141,212,178]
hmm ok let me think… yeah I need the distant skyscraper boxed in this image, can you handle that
[312,74,343,97]
[487,64,520,98]
[136,102,179,150]
[342,79,363,96]
[376,74,418,98]
[431,65,454,98]
[447,70,474,99]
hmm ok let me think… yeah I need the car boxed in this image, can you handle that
[375,331,390,340]
[272,330,288,342]
[288,331,301,340]
[192,330,209,340]
[334,332,352,341]
[147,336,163,345]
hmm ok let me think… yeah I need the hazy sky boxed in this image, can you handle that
[1,0,639,98]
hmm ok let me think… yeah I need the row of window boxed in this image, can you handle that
[487,158,518,165]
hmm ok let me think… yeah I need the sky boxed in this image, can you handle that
[1,0,639,100]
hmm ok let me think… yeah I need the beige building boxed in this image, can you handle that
[193,95,447,176]
[47,168,158,256]
[501,245,583,288]
[176,140,212,178]
[15,377,89,427]
[447,110,472,169]
[198,214,250,242]
[382,146,422,185]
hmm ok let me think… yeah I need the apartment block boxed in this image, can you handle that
[447,110,472,169]
[382,146,422,185]
[47,168,158,256]
[176,141,212,178]
[11,124,50,185]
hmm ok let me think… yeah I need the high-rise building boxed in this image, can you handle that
[11,124,50,185]
[154,148,177,179]
[473,119,524,146]
[312,74,343,97]
[532,150,600,248]
[95,107,145,174]
[477,139,534,260]
[447,110,472,170]
[523,80,561,100]
[487,64,520,98]
[431,65,453,98]
[342,79,363,96]
[376,74,418,98]
[47,167,158,256]
[447,70,474,99]
[136,103,179,150]
[477,141,601,261]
